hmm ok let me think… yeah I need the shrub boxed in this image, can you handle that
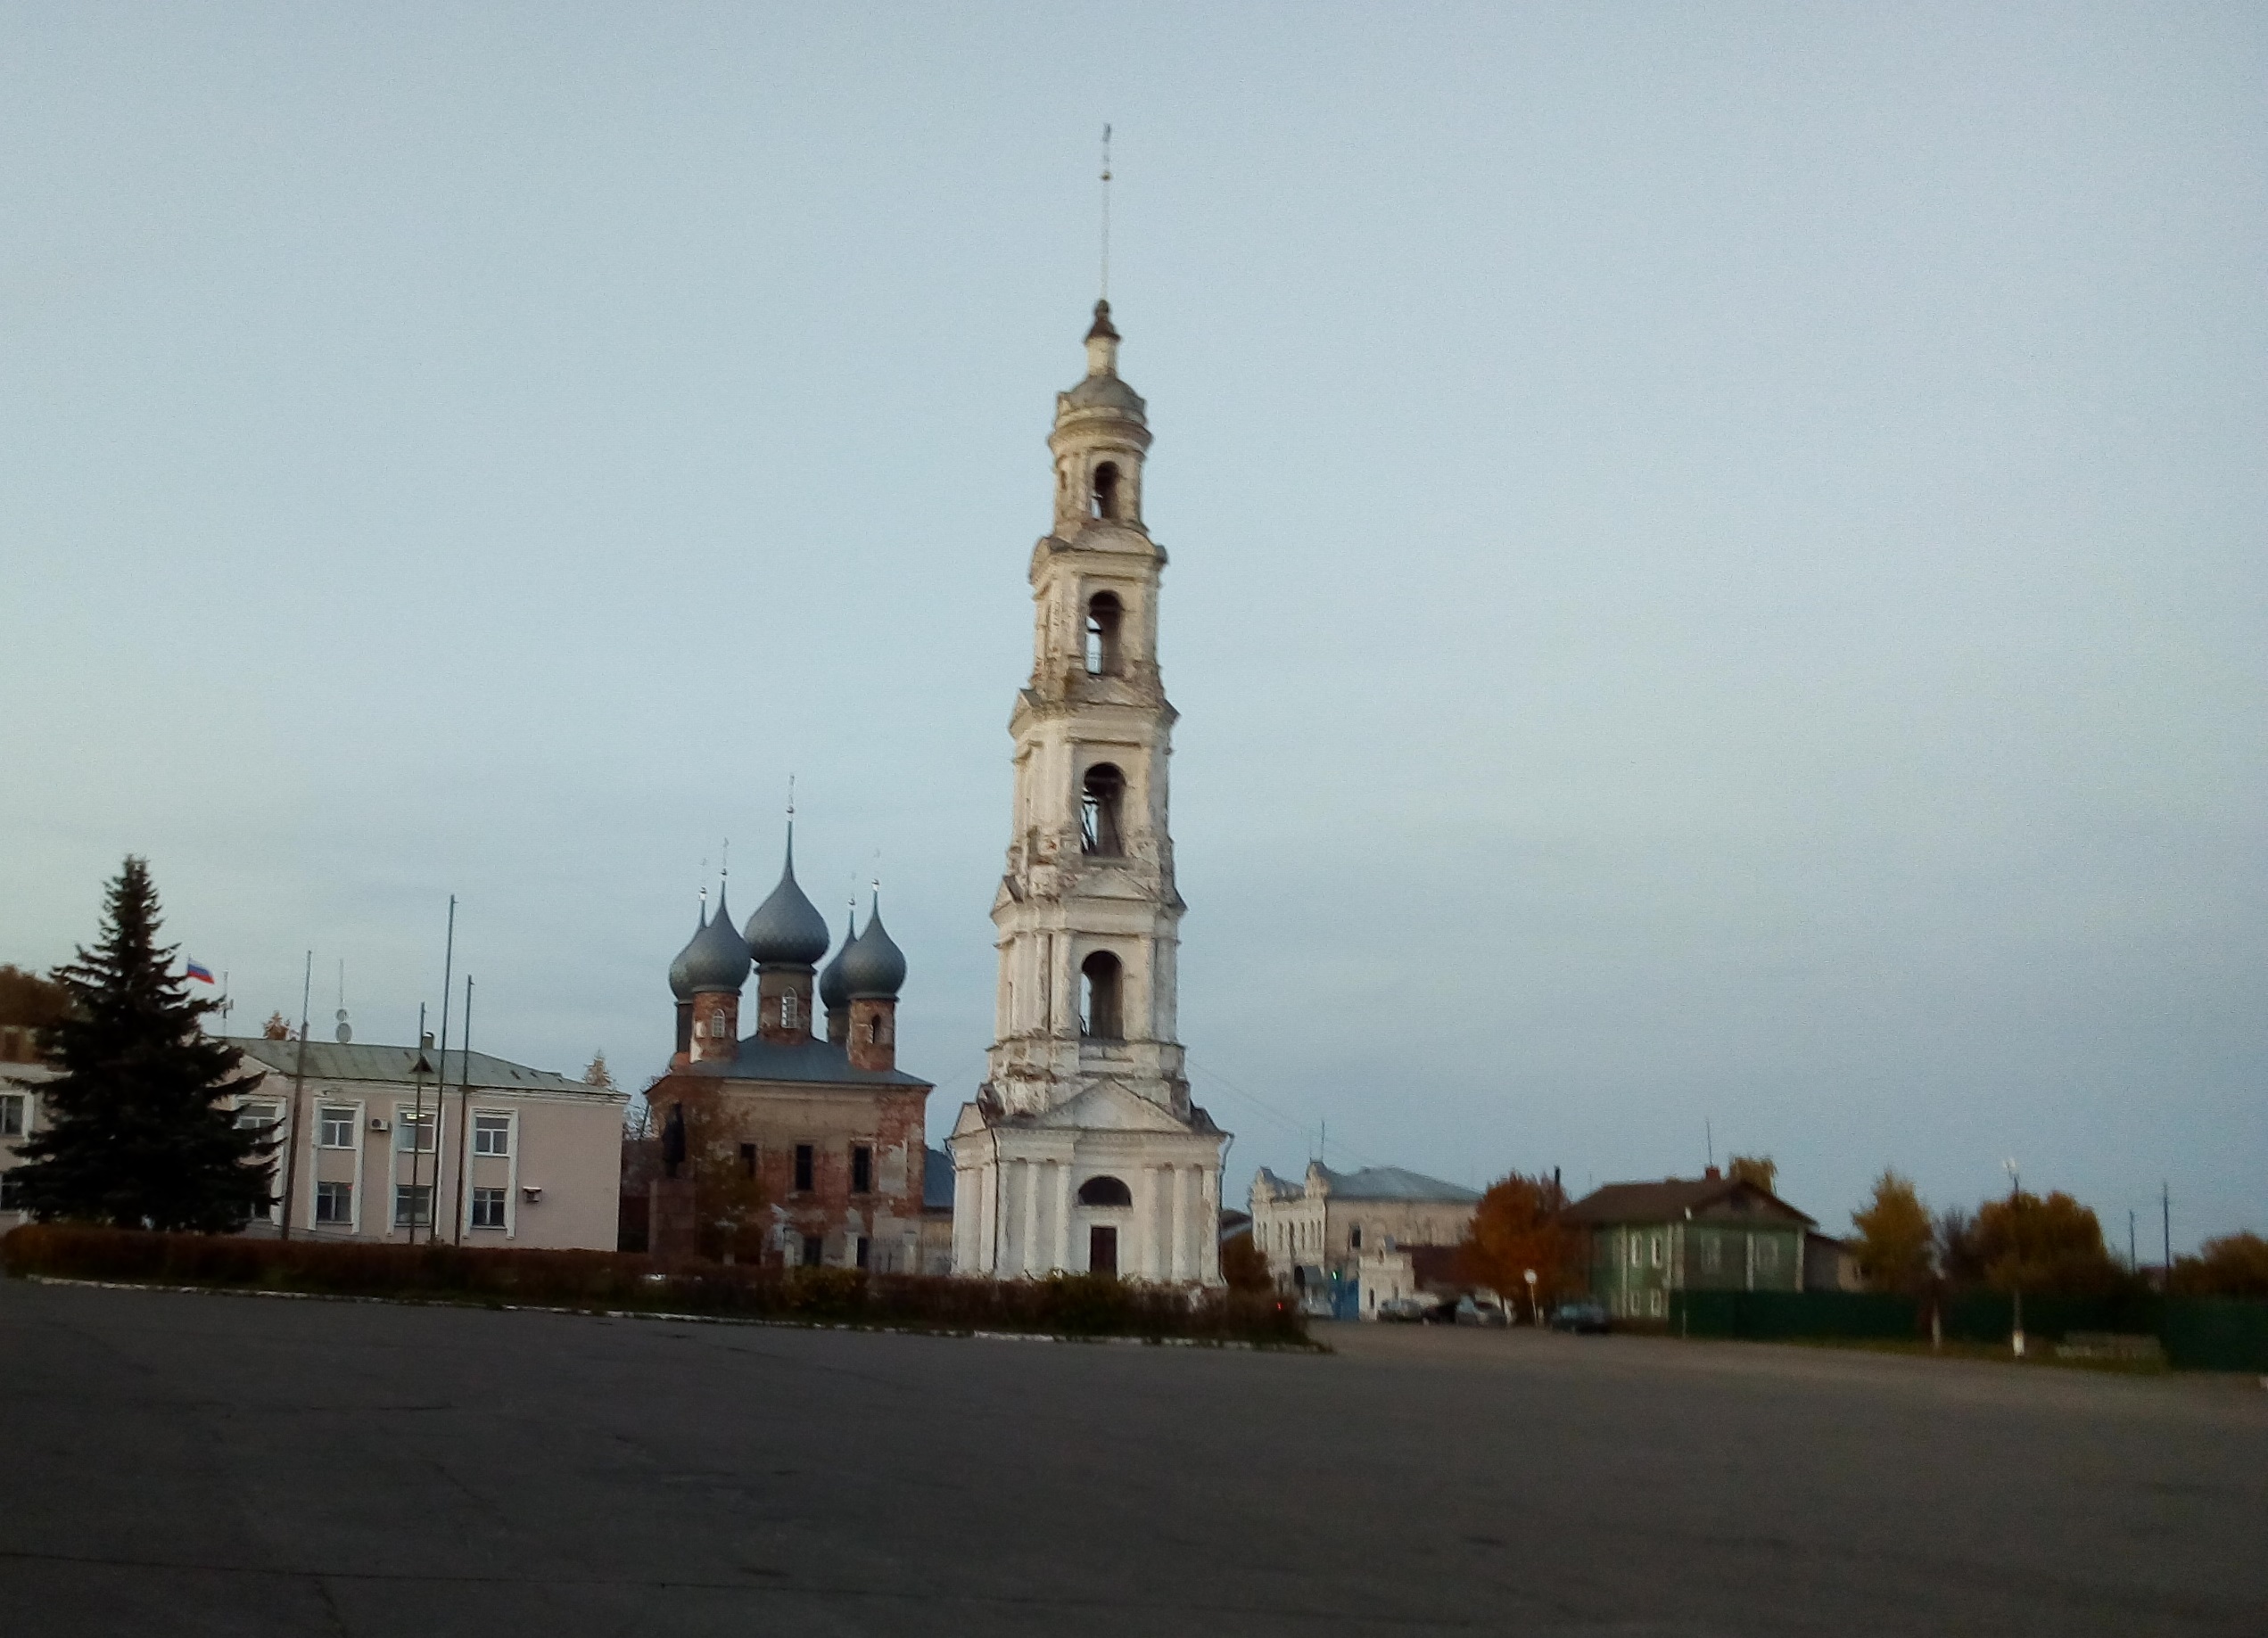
[1,1224,1313,1347]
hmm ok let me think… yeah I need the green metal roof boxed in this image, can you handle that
[227,1038,620,1099]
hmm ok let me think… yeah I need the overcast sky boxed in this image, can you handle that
[3,4,2261,1251]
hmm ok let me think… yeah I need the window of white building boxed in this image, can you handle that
[395,1111,437,1153]
[1,1092,26,1137]
[393,1184,433,1227]
[470,1187,507,1229]
[315,1181,352,1224]
[319,1107,357,1148]
[473,1115,511,1157]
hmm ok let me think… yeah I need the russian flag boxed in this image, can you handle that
[185,960,216,985]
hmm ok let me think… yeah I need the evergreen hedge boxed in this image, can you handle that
[1,1224,1313,1347]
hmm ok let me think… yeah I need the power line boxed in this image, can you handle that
[1183,1051,1387,1172]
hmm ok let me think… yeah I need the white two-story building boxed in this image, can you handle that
[2,1028,625,1250]
[225,1037,627,1248]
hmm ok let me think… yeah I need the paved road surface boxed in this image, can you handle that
[2,1278,2262,1635]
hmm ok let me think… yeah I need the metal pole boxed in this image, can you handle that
[2004,1158,2024,1357]
[279,951,312,1240]
[452,975,473,1246]
[411,1003,427,1244]
[426,895,456,1245]
[2161,1182,2171,1283]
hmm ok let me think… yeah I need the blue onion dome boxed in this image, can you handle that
[680,883,752,994]
[667,901,706,1001]
[744,827,831,967]
[840,891,907,1000]
[819,908,856,1011]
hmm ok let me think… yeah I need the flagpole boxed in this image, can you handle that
[279,952,311,1240]
[411,1002,428,1244]
[451,975,473,1246]
[425,896,456,1246]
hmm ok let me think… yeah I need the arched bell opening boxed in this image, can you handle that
[1078,950,1123,1041]
[1085,591,1123,677]
[1080,762,1125,856]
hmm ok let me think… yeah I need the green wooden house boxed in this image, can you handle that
[1563,1171,1814,1321]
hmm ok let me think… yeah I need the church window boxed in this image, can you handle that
[1350,1224,1363,1250]
[1079,951,1123,1041]
[1077,1174,1132,1207]
[854,1235,870,1270]
[1093,461,1121,519]
[801,1233,823,1267]
[780,992,797,1030]
[739,1142,756,1179]
[1085,592,1123,676]
[1080,763,1125,855]
[852,1144,872,1195]
[794,1144,814,1193]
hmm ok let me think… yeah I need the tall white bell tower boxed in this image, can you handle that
[949,300,1229,1286]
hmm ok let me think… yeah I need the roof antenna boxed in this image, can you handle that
[1705,1117,1714,1172]
[1099,123,1112,301]
[335,957,351,1044]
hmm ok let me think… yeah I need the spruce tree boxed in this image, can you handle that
[12,856,275,1231]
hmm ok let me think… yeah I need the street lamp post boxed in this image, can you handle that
[2003,1157,2025,1359]
[1523,1268,1539,1328]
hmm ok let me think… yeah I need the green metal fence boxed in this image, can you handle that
[2162,1299,2268,1372]
[1670,1289,1917,1340]
[1939,1291,2164,1345]
[1663,1288,2268,1370]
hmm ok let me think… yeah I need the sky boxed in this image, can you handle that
[3,4,2262,1253]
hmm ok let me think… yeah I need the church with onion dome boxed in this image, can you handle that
[644,823,941,1274]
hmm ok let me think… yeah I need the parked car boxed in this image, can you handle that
[1453,1296,1508,1327]
[1375,1296,1429,1322]
[1418,1296,1462,1324]
[1549,1301,1611,1334]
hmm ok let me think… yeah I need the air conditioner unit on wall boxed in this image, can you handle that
[369,1117,391,1132]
